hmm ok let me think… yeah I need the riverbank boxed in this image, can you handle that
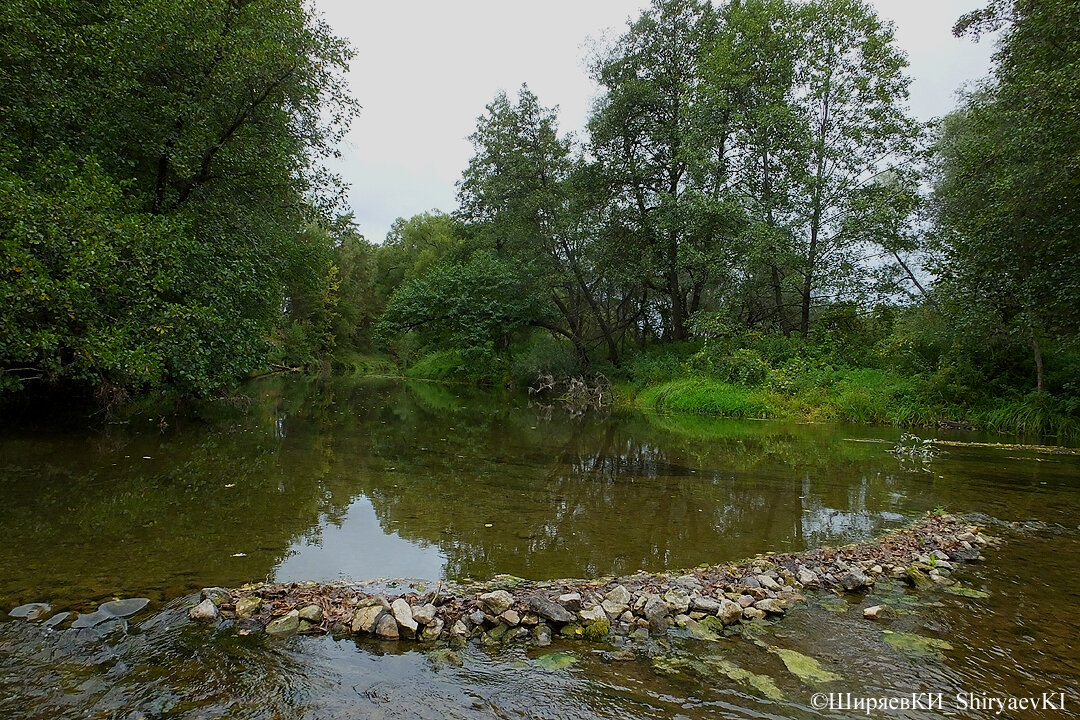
[188,513,996,647]
[624,373,1080,439]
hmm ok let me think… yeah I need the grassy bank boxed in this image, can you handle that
[617,346,1080,439]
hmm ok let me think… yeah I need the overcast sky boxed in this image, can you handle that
[312,1,997,243]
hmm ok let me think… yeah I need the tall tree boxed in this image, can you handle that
[458,86,622,363]
[784,0,920,336]
[933,0,1080,392]
[588,0,744,342]
[0,0,357,399]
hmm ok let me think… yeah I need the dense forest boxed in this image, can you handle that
[1,0,1078,435]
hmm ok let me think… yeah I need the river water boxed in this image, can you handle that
[0,377,1077,718]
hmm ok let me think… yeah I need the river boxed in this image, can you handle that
[1,377,1077,718]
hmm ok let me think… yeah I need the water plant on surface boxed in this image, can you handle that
[890,434,939,468]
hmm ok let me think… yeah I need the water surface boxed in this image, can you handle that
[1,377,1078,718]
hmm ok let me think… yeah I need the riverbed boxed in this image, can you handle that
[1,377,1078,718]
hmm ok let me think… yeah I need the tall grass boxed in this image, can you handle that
[974,394,1080,438]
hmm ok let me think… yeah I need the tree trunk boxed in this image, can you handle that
[1030,326,1044,393]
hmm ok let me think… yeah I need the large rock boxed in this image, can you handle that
[298,604,323,623]
[412,603,438,626]
[675,575,702,590]
[643,596,670,634]
[235,596,263,619]
[478,590,514,616]
[578,605,606,623]
[756,575,782,592]
[375,613,400,639]
[602,586,631,616]
[605,585,632,606]
[754,598,786,616]
[742,606,766,621]
[391,598,418,638]
[420,617,445,642]
[528,596,575,624]
[267,610,300,635]
[718,599,743,625]
[691,596,720,614]
[351,605,385,634]
[200,587,230,606]
[188,599,220,623]
[557,592,582,611]
[796,567,821,588]
[662,589,691,615]
[840,568,870,591]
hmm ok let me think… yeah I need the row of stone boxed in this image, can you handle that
[187,515,994,647]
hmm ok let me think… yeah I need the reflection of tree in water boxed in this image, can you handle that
[292,381,927,581]
[0,375,1024,609]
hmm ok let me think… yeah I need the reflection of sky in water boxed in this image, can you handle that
[273,496,447,583]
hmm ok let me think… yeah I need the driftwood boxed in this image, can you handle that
[528,372,611,415]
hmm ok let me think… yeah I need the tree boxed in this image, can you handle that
[376,251,550,361]
[933,0,1080,392]
[457,86,623,364]
[0,0,357,399]
[782,0,920,337]
[588,0,744,343]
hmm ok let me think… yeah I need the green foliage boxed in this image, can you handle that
[377,250,550,363]
[0,0,358,402]
[933,0,1080,392]
[638,379,779,419]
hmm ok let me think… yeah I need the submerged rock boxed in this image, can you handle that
[535,651,577,671]
[99,598,150,618]
[705,658,785,701]
[882,630,954,659]
[770,647,842,685]
[9,603,51,621]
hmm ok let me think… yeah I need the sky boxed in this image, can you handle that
[312,1,998,243]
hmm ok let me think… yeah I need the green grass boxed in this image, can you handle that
[636,379,782,419]
[629,367,1079,438]
[972,393,1080,438]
